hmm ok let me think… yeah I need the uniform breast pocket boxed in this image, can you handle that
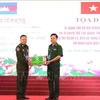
[53,48,57,52]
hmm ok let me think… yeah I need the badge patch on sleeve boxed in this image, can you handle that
[17,47,20,51]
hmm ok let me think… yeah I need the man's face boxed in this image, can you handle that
[20,36,27,45]
[50,35,57,44]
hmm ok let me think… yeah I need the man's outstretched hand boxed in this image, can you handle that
[28,58,32,66]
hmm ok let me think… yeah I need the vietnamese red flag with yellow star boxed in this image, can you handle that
[81,2,100,14]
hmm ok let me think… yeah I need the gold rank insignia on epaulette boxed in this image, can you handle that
[18,44,21,47]
[55,43,60,46]
[57,43,60,46]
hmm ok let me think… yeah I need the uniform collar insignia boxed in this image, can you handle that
[51,43,57,46]
[55,43,58,46]
[20,43,26,47]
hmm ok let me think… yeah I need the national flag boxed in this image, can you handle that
[81,2,100,14]
[0,2,17,14]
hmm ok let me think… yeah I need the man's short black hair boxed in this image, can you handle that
[50,33,58,38]
[20,35,27,39]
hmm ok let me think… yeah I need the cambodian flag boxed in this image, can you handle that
[0,2,17,14]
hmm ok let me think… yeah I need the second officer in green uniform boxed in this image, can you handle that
[46,33,63,100]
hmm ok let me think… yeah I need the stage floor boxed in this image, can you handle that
[0,96,100,100]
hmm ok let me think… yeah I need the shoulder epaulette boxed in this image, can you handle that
[56,43,60,46]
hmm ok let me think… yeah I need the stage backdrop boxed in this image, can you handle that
[0,1,100,76]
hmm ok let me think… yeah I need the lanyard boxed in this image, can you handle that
[50,46,54,54]
[23,46,28,56]
[47,45,55,60]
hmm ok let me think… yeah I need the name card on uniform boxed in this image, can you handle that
[31,56,47,65]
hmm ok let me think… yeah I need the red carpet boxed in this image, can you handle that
[0,96,100,100]
[0,76,100,95]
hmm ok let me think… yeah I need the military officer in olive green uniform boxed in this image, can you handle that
[16,35,30,100]
[46,33,63,100]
